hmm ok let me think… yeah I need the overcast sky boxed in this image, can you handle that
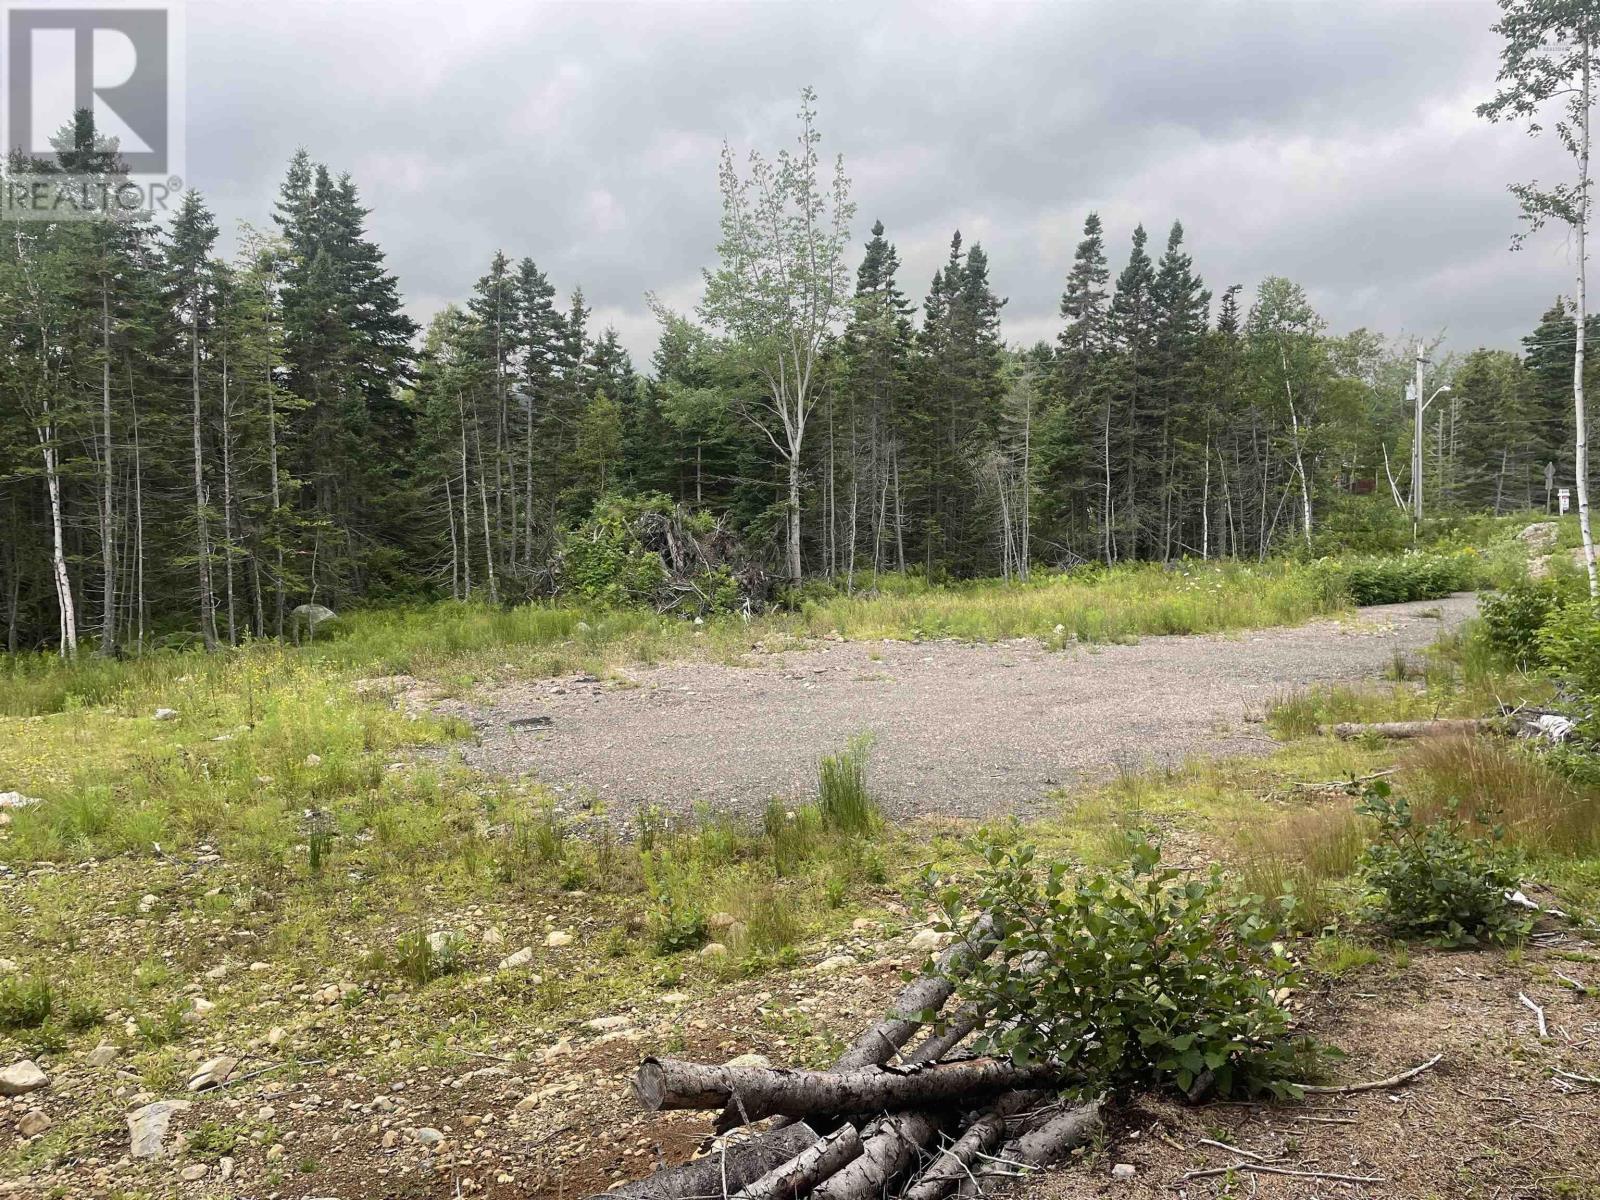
[184,0,1577,368]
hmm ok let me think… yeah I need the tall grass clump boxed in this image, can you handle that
[1402,735,1600,858]
[1237,803,1365,933]
[818,735,880,835]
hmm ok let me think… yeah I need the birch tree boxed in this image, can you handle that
[1479,0,1600,594]
[700,87,854,582]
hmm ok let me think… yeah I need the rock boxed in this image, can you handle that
[248,961,271,973]
[815,954,855,974]
[908,928,948,953]
[256,1105,276,1121]
[0,792,41,809]
[18,1110,51,1138]
[219,1157,235,1181]
[661,992,690,1004]
[723,1053,771,1069]
[153,707,179,721]
[85,1042,117,1069]
[137,894,159,914]
[585,1015,633,1033]
[265,1143,284,1162]
[128,1100,191,1158]
[1112,1163,1136,1181]
[190,996,215,1016]
[0,958,16,973]
[708,912,737,931]
[304,753,322,767]
[266,1026,287,1047]
[0,1059,48,1096]
[850,918,876,932]
[497,946,535,971]
[186,1055,238,1092]
[204,964,227,981]
[699,942,728,959]
[411,1127,445,1147]
[180,1164,208,1182]
[481,926,505,948]
[381,1129,399,1148]
[544,930,573,948]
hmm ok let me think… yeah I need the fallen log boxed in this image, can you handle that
[633,1056,1065,1130]
[733,1125,864,1200]
[901,1092,1045,1200]
[962,1101,1102,1192]
[1329,718,1501,740]
[592,1121,824,1200]
[812,1111,951,1200]
[831,914,998,1072]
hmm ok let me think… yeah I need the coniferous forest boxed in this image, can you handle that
[1,103,1592,654]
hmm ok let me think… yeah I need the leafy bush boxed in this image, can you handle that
[557,495,673,608]
[1333,551,1479,607]
[927,835,1313,1100]
[647,896,709,956]
[0,974,53,1030]
[1356,782,1529,948]
[1536,599,1600,707]
[1481,577,1581,668]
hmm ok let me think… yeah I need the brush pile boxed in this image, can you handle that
[558,494,772,617]
[594,921,1103,1200]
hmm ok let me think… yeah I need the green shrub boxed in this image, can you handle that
[557,494,673,608]
[647,897,709,956]
[392,929,462,986]
[1482,578,1580,667]
[1356,782,1529,948]
[928,835,1314,1100]
[1333,551,1479,607]
[0,975,53,1030]
[1537,598,1600,706]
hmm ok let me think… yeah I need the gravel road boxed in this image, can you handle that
[454,594,1477,822]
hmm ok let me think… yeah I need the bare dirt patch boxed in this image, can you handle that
[446,596,1477,823]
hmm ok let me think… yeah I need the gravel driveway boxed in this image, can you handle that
[453,594,1477,822]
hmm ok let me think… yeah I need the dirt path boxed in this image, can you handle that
[452,594,1477,821]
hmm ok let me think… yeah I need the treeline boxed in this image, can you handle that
[0,115,1581,653]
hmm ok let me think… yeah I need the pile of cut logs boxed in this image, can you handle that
[596,920,1101,1200]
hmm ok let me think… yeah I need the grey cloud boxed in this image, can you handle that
[185,0,1564,366]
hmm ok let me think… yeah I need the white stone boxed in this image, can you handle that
[180,1163,208,1182]
[1112,1163,1136,1181]
[0,1059,48,1096]
[411,1127,444,1147]
[544,930,573,948]
[153,708,178,721]
[480,926,505,948]
[0,792,41,809]
[266,1026,287,1047]
[190,996,215,1016]
[584,1015,632,1033]
[723,1053,771,1069]
[85,1042,117,1068]
[908,928,947,953]
[497,946,535,971]
[186,1055,238,1092]
[699,942,728,959]
[128,1100,191,1158]
[18,1110,51,1138]
[815,954,855,973]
